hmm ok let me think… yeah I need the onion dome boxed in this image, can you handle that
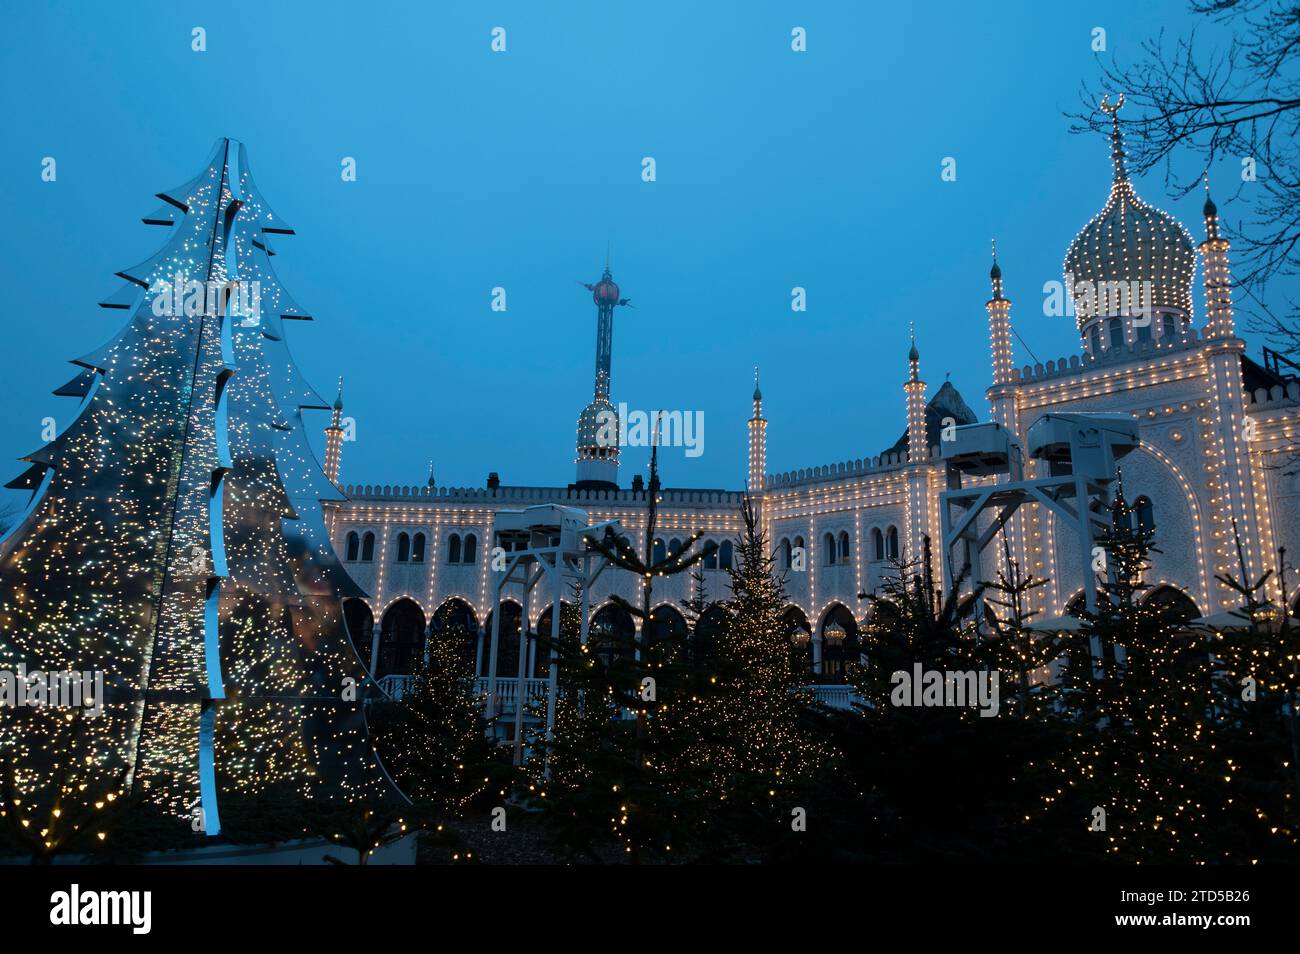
[576,398,619,460]
[1063,95,1196,326]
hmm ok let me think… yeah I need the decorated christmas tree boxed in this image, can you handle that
[369,614,505,816]
[0,139,400,848]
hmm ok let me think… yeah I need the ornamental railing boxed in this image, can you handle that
[377,673,860,713]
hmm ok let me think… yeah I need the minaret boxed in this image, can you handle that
[905,328,927,461]
[1199,183,1264,603]
[747,367,767,495]
[323,377,345,485]
[984,248,1035,606]
[1200,187,1234,339]
[987,240,1015,389]
[904,330,932,571]
[574,259,628,490]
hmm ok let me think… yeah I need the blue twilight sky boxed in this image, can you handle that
[0,1,1280,497]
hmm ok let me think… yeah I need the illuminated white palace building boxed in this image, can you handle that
[323,109,1300,710]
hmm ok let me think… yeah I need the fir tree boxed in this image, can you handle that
[1048,483,1232,860]
[369,618,507,818]
[979,529,1058,719]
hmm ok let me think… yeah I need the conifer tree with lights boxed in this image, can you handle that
[369,620,506,817]
[979,531,1058,719]
[654,496,833,855]
[0,139,400,848]
[1048,483,1236,860]
[535,442,721,861]
[1203,535,1300,858]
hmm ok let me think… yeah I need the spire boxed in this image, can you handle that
[332,376,344,412]
[1100,93,1128,187]
[747,367,767,496]
[989,238,1003,299]
[908,323,920,380]
[1200,174,1234,339]
[1203,175,1221,241]
[426,459,435,488]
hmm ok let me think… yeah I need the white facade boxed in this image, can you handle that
[322,119,1300,692]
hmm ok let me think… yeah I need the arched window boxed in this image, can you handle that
[704,540,718,570]
[396,532,411,563]
[1088,325,1101,356]
[361,531,375,562]
[343,598,375,669]
[780,538,792,569]
[1135,320,1152,343]
[1143,585,1199,623]
[886,526,899,560]
[345,531,360,562]
[463,533,478,564]
[1133,496,1155,534]
[482,601,522,678]
[782,606,813,674]
[819,604,861,684]
[793,536,805,566]
[872,527,884,561]
[838,531,851,564]
[694,604,729,660]
[668,538,683,558]
[824,532,836,565]
[1161,314,1176,340]
[652,538,666,564]
[447,533,461,564]
[719,540,733,570]
[648,605,688,646]
[377,598,426,677]
[590,603,636,668]
[431,598,479,670]
[1108,317,1124,349]
[411,532,426,563]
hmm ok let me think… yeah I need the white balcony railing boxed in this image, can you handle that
[474,676,548,715]
[376,673,414,700]
[806,684,861,710]
[377,673,859,713]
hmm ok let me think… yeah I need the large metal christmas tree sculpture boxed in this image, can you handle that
[0,139,399,843]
